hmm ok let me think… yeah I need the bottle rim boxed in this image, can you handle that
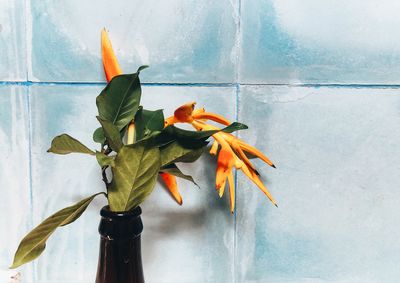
[100,205,142,219]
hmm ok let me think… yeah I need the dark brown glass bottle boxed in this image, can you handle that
[95,206,145,283]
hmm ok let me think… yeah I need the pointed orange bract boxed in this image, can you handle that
[160,173,183,205]
[101,29,122,82]
[237,141,275,167]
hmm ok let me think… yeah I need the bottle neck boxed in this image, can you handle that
[98,206,143,239]
[96,206,145,283]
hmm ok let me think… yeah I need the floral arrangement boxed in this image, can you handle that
[11,30,276,269]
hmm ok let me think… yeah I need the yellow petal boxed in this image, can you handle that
[101,29,122,82]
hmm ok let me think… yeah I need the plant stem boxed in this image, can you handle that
[102,167,109,187]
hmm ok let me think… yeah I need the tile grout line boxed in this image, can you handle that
[24,0,29,82]
[233,0,242,280]
[3,81,400,89]
[23,0,35,280]
[233,83,240,283]
[26,86,36,283]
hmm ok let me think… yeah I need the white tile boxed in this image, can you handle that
[240,0,400,84]
[0,0,27,81]
[236,85,400,282]
[30,0,239,83]
[0,86,31,281]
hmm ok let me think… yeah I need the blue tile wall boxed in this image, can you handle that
[1,1,400,282]
[0,0,27,81]
[236,85,400,283]
[29,0,238,83]
[0,86,31,279]
[240,0,400,84]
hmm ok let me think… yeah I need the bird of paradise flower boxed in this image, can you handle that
[101,29,277,212]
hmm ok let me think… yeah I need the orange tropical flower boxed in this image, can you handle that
[165,103,277,212]
[101,29,181,205]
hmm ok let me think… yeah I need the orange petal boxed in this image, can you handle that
[174,102,196,123]
[228,171,235,213]
[219,178,226,197]
[216,164,228,190]
[160,172,183,205]
[232,140,257,173]
[210,140,219,155]
[216,149,235,189]
[240,164,277,207]
[192,112,231,126]
[199,125,275,168]
[101,29,122,82]
[238,141,275,168]
[164,116,177,127]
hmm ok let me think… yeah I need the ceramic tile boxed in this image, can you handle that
[240,0,400,84]
[0,0,27,81]
[29,0,238,83]
[30,84,104,283]
[236,85,400,282]
[140,86,236,283]
[0,86,31,281]
[30,84,236,283]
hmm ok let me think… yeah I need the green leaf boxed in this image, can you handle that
[96,152,115,167]
[108,144,161,211]
[137,65,149,72]
[47,134,95,155]
[163,125,218,140]
[96,68,145,131]
[93,127,105,144]
[160,140,207,167]
[221,122,248,133]
[97,117,123,152]
[135,108,165,140]
[146,126,213,148]
[160,164,198,187]
[151,122,247,146]
[10,193,105,268]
